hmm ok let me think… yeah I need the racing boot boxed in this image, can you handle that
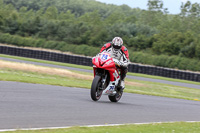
[120,80,125,89]
[120,68,127,91]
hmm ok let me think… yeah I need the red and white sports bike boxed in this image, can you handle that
[91,52,123,102]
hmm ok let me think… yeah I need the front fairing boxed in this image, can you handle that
[92,53,119,81]
[92,56,116,71]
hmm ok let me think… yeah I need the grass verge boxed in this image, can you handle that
[0,69,92,89]
[125,78,200,101]
[1,54,200,85]
[1,122,200,133]
[0,62,200,101]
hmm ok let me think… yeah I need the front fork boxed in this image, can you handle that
[93,69,108,90]
[101,74,107,89]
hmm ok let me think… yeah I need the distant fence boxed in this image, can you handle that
[0,45,200,82]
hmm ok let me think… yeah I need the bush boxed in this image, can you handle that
[132,51,200,71]
[0,33,200,72]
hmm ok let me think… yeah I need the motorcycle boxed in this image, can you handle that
[91,52,123,102]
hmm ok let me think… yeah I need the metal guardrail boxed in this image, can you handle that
[0,45,200,82]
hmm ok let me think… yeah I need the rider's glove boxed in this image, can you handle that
[113,59,123,67]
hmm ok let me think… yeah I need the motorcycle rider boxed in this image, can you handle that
[99,37,130,90]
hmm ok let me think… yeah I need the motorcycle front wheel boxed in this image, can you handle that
[90,75,103,101]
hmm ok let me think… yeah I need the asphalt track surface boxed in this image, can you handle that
[0,56,200,130]
[0,56,200,89]
[0,81,200,130]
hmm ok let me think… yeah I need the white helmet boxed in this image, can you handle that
[112,37,123,51]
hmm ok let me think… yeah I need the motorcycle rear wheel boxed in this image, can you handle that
[108,88,123,102]
[91,75,103,101]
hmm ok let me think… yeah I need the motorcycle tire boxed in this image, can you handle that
[108,88,123,102]
[91,75,103,101]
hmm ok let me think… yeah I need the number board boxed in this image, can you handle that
[101,54,108,61]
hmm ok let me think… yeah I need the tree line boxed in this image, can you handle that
[0,0,200,71]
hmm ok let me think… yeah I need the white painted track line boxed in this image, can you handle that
[0,121,200,132]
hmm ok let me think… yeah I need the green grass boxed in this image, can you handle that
[1,53,200,101]
[126,78,200,101]
[0,69,200,101]
[1,122,200,133]
[0,69,92,89]
[1,54,200,85]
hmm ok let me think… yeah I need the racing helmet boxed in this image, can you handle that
[112,37,123,51]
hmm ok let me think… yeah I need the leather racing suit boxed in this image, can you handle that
[99,42,130,83]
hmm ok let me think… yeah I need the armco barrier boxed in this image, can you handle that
[0,45,200,82]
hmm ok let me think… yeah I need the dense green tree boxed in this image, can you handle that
[147,0,164,12]
[44,6,58,20]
